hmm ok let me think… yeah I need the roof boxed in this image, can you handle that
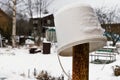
[0,8,11,20]
[32,13,52,18]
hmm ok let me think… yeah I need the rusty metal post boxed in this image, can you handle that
[72,43,89,80]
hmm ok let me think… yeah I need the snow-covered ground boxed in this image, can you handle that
[0,44,120,80]
[0,46,72,80]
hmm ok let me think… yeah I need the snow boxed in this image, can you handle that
[25,39,34,45]
[32,13,53,18]
[0,43,120,80]
[89,55,120,80]
[0,46,72,80]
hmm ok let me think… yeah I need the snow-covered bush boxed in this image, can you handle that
[36,70,64,80]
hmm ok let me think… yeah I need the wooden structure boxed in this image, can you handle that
[29,14,54,28]
[113,65,120,76]
[101,23,120,34]
[29,14,54,38]
[73,43,89,80]
[42,14,54,27]
[0,9,11,25]
[0,9,12,39]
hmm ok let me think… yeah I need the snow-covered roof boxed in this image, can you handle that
[32,13,52,18]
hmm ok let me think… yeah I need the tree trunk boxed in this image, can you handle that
[72,43,89,80]
[12,0,16,47]
[112,41,116,46]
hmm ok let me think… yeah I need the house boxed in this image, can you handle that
[29,14,54,28]
[0,9,12,40]
[41,14,54,27]
[101,23,120,34]
[29,14,55,38]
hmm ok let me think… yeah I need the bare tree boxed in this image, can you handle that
[22,0,54,46]
[16,13,30,36]
[95,6,120,46]
[0,0,54,46]
[0,0,16,47]
[11,0,16,47]
[0,0,25,47]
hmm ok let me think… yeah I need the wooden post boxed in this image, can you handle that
[72,43,89,80]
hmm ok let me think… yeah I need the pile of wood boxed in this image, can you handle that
[112,65,120,76]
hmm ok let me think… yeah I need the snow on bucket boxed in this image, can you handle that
[54,3,107,56]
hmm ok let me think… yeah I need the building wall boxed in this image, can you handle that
[29,14,54,38]
[101,24,120,34]
[0,9,12,39]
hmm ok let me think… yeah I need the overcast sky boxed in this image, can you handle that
[0,0,120,11]
[1,0,120,17]
[47,0,120,13]
[1,0,120,10]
